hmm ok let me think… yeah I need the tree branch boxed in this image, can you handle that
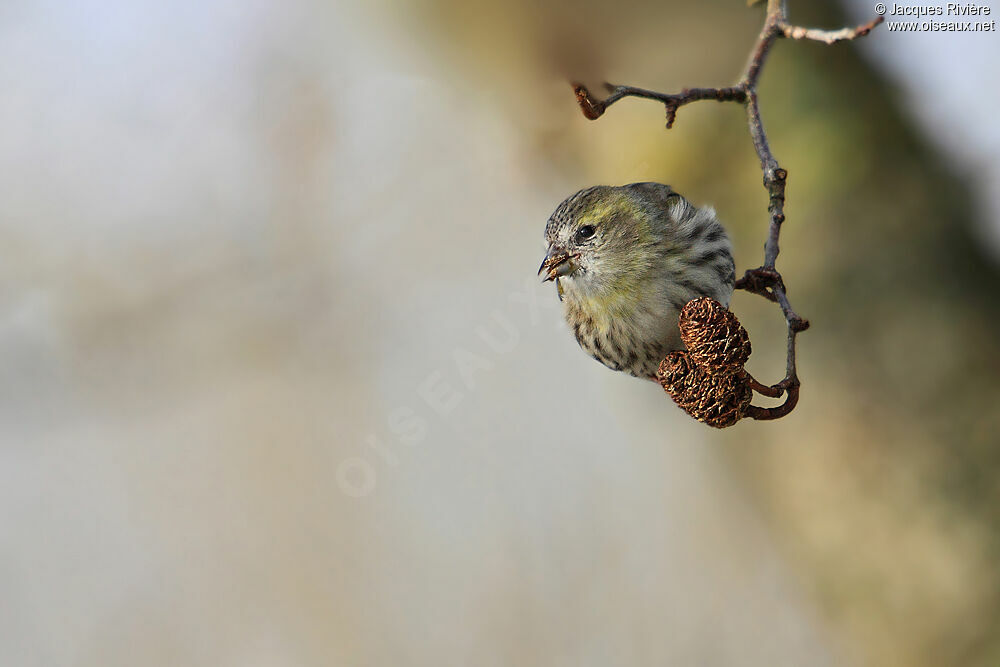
[572,1,880,421]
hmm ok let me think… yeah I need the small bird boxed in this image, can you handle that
[539,182,735,380]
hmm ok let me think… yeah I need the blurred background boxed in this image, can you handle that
[1,0,998,665]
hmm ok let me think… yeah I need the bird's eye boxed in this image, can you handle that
[575,225,596,242]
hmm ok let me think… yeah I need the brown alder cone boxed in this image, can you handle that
[678,297,752,374]
[657,352,753,428]
[657,298,755,428]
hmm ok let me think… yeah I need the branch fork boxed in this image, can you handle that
[574,1,880,422]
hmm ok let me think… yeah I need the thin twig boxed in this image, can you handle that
[780,16,884,45]
[572,0,880,420]
[574,84,746,129]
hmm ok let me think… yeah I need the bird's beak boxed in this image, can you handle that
[538,247,576,282]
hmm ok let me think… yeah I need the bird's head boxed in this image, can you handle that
[539,184,675,298]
